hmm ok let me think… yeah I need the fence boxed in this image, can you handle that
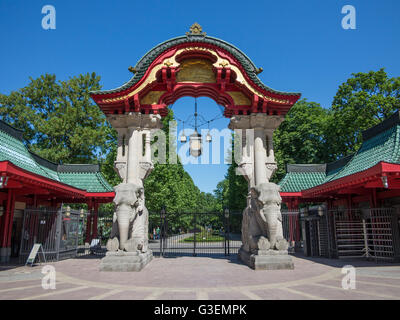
[281,210,301,252]
[19,206,87,263]
[154,211,242,257]
[300,207,400,261]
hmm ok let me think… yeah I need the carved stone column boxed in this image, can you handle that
[108,113,162,186]
[229,113,283,185]
[100,113,162,272]
[229,114,293,270]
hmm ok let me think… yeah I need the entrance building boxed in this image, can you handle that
[0,120,114,263]
[279,112,400,261]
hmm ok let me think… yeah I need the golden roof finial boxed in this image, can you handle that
[255,67,263,75]
[128,66,137,73]
[186,22,206,36]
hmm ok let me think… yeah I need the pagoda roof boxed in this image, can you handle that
[0,120,113,195]
[325,112,400,183]
[91,34,301,98]
[278,164,326,193]
[278,111,400,197]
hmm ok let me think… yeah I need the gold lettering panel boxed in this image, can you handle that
[176,59,216,83]
[140,91,166,105]
[227,91,251,105]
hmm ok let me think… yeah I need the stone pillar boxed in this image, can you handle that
[100,113,162,272]
[254,127,267,186]
[127,128,142,186]
[229,114,293,270]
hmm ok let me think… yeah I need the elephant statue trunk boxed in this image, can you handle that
[260,205,283,249]
[106,182,144,252]
[115,206,135,250]
[241,182,288,253]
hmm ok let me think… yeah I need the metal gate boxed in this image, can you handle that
[330,208,399,261]
[153,210,242,257]
[281,210,301,252]
[19,206,87,263]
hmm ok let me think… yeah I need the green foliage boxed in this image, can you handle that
[330,68,400,157]
[144,109,220,214]
[273,99,332,182]
[215,68,400,208]
[0,73,111,164]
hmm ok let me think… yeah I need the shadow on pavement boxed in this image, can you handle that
[291,252,400,268]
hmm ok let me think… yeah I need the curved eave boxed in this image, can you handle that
[90,35,301,100]
[0,161,115,201]
[302,161,400,197]
[280,192,302,197]
[0,161,86,199]
[85,191,115,201]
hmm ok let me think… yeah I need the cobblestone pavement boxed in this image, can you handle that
[0,254,399,300]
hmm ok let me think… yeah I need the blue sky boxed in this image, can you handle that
[1,0,399,193]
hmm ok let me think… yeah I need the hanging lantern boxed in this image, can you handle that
[189,130,202,157]
[180,130,187,143]
[206,121,212,142]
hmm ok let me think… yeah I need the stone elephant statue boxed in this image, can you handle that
[241,182,288,253]
[106,183,148,253]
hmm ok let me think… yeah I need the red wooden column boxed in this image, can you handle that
[85,201,93,243]
[0,189,15,262]
[92,202,99,239]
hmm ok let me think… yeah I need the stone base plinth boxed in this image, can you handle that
[238,247,294,270]
[100,250,153,272]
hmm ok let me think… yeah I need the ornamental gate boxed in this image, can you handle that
[149,211,242,257]
[89,24,302,270]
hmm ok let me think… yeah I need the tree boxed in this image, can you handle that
[273,99,331,181]
[0,73,111,164]
[329,68,400,157]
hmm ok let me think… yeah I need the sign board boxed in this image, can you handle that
[25,243,46,266]
[90,239,100,248]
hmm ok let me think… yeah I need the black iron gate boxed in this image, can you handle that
[150,210,242,257]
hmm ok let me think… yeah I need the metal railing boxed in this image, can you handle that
[155,211,242,257]
[324,208,398,261]
[281,210,301,252]
[19,206,87,263]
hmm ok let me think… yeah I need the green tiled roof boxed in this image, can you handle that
[279,111,400,193]
[278,164,326,193]
[58,172,113,193]
[327,115,400,182]
[91,34,301,97]
[0,120,113,194]
[0,123,57,180]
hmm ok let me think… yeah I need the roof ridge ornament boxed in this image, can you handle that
[186,22,206,37]
[128,66,137,73]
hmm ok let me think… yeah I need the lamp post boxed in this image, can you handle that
[224,208,230,256]
[160,206,166,256]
